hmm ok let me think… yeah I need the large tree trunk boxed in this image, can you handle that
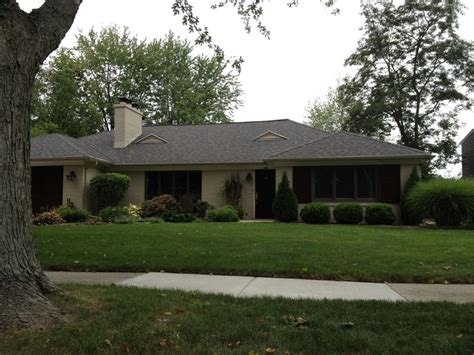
[0,0,81,330]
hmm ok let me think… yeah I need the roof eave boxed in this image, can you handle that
[31,156,112,165]
[265,154,431,162]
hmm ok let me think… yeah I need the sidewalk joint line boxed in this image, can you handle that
[237,277,257,296]
[386,283,407,301]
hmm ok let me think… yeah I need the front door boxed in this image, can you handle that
[255,169,275,219]
[31,166,64,213]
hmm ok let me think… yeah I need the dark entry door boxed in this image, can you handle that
[255,169,276,219]
[31,166,63,213]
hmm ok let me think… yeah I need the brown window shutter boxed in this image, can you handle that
[293,167,312,203]
[378,165,401,203]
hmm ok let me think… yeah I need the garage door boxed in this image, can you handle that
[31,166,63,213]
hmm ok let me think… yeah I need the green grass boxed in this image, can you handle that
[1,285,473,354]
[34,223,474,283]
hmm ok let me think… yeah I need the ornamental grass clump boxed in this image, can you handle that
[406,178,474,227]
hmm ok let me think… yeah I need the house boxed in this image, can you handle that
[31,99,430,219]
[461,129,474,178]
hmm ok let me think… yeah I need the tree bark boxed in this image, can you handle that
[0,0,81,330]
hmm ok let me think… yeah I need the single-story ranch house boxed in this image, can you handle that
[31,99,430,219]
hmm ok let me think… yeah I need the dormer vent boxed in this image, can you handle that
[254,131,288,141]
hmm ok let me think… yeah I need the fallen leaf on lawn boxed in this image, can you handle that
[418,262,425,266]
[265,347,276,354]
[164,311,172,316]
[443,266,452,271]
[283,315,308,328]
[227,340,241,348]
[158,338,167,348]
[444,280,450,284]
[456,333,463,339]
[120,341,130,353]
[340,322,355,328]
[104,339,112,348]
[256,317,265,324]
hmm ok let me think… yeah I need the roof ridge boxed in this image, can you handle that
[268,132,339,158]
[340,131,428,154]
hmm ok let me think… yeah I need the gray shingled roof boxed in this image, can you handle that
[269,131,430,160]
[31,119,429,165]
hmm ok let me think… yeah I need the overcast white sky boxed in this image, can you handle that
[19,0,473,176]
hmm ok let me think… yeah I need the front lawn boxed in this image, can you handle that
[34,223,474,283]
[1,285,473,354]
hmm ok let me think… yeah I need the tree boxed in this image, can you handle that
[272,171,299,222]
[306,86,349,132]
[0,0,335,331]
[32,27,242,136]
[339,0,473,172]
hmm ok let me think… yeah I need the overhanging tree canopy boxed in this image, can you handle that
[0,0,335,330]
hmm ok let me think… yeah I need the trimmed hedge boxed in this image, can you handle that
[364,204,395,225]
[90,173,130,210]
[58,207,89,223]
[207,206,239,222]
[406,178,474,227]
[333,203,363,224]
[272,171,299,222]
[300,203,331,224]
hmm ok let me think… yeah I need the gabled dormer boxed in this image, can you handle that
[135,134,168,144]
[254,131,288,141]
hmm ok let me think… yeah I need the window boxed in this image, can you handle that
[314,167,333,199]
[335,167,354,198]
[145,171,202,201]
[357,167,376,199]
[313,166,378,201]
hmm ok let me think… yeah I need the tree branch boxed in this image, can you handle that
[28,0,82,64]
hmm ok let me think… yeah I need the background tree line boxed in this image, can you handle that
[31,26,243,137]
[306,0,473,174]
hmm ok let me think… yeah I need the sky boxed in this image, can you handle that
[19,0,473,176]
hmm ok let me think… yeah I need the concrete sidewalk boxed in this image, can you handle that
[46,271,474,303]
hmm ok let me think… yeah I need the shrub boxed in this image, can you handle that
[193,200,215,218]
[333,203,363,224]
[137,217,164,224]
[162,212,196,223]
[300,203,331,224]
[112,215,136,224]
[272,171,299,222]
[364,204,395,225]
[208,206,240,222]
[90,173,130,210]
[140,194,181,218]
[33,210,64,225]
[58,207,89,223]
[99,206,130,223]
[401,167,422,225]
[406,179,474,227]
[127,203,142,219]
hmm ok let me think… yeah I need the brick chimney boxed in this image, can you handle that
[114,98,143,148]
